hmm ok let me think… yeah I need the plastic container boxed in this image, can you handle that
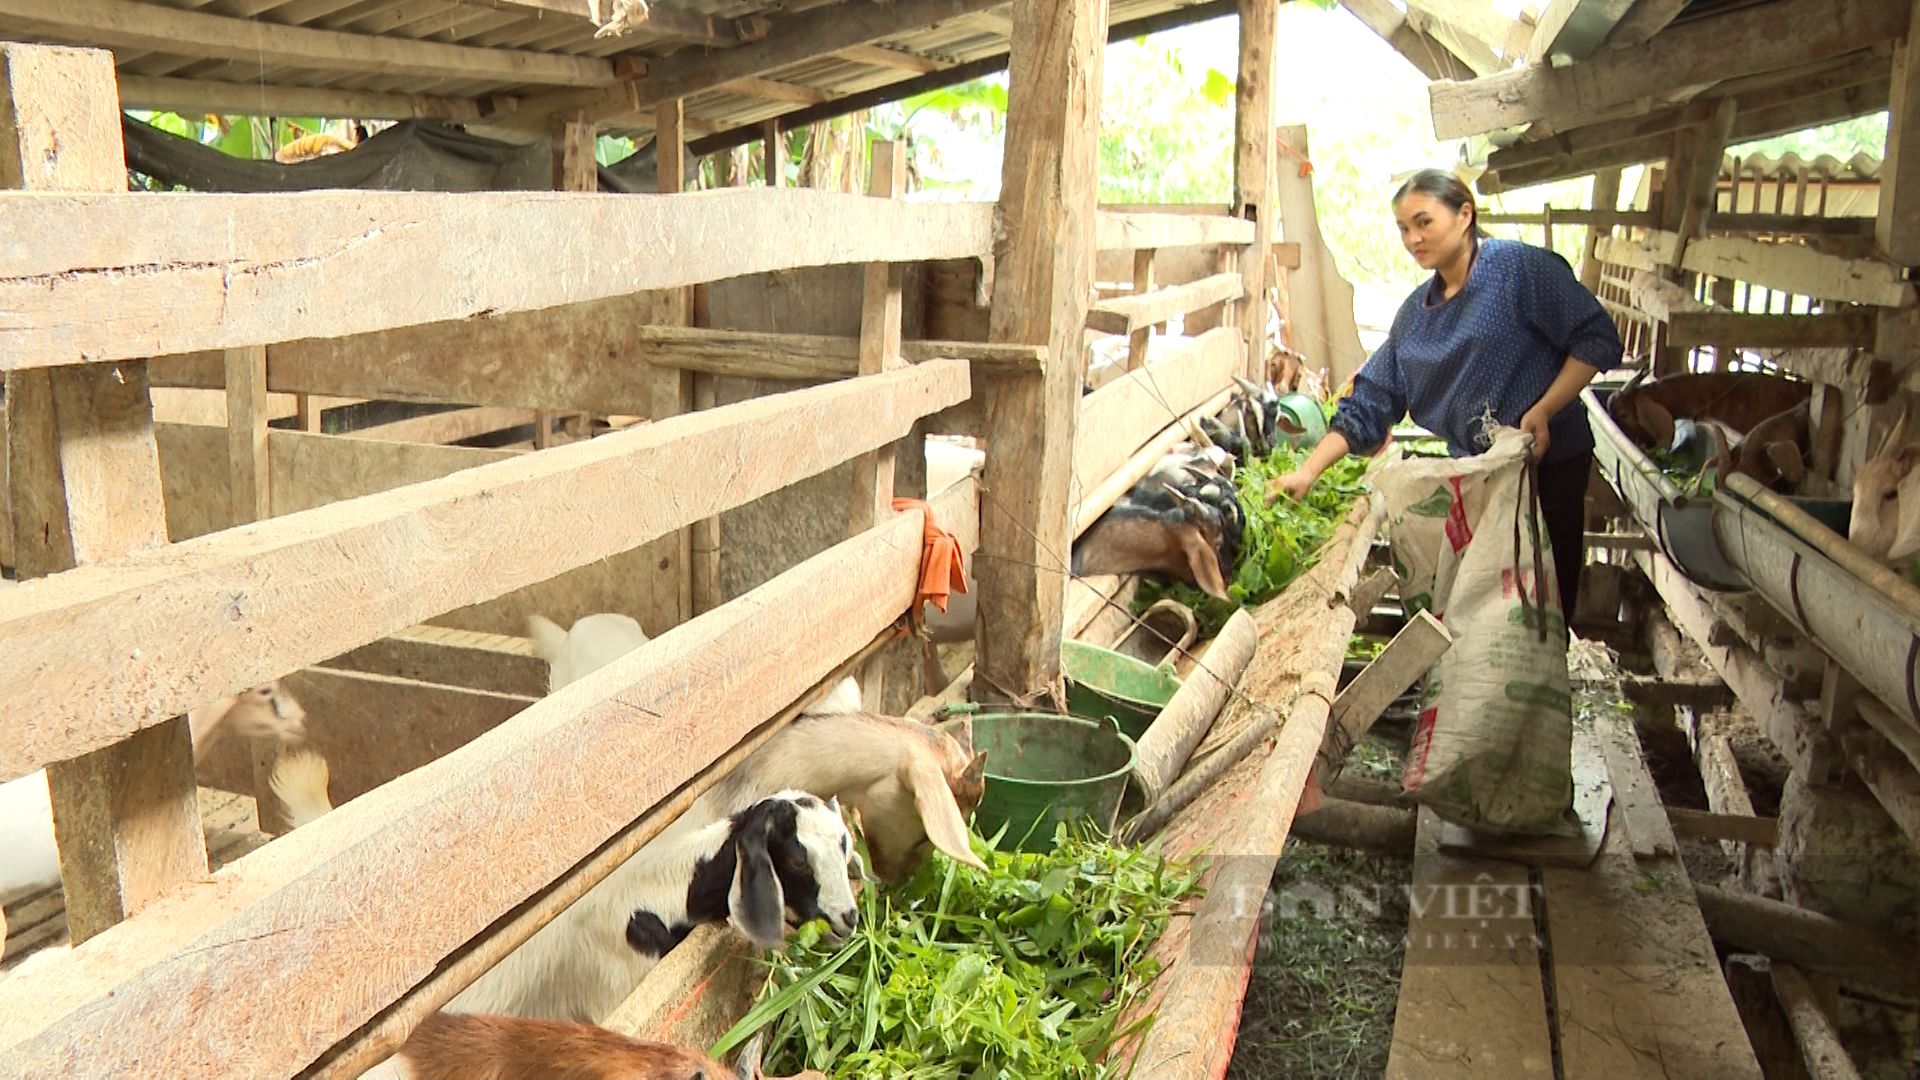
[1061,640,1182,740]
[970,712,1138,853]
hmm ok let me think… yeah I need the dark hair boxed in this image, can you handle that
[1393,168,1485,237]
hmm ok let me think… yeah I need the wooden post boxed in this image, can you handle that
[1127,249,1155,370]
[1878,0,1920,266]
[224,345,269,523]
[649,99,695,631]
[550,109,596,193]
[850,138,907,702]
[0,42,207,943]
[1234,0,1278,382]
[1580,167,1623,292]
[763,119,783,188]
[975,0,1107,708]
[1670,99,1738,268]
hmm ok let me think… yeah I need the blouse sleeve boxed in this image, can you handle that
[1329,334,1408,457]
[1518,246,1625,372]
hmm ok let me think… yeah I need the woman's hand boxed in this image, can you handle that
[1267,470,1316,504]
[1519,407,1552,462]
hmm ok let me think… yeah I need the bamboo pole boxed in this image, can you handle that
[1130,608,1261,804]
[1770,962,1863,1080]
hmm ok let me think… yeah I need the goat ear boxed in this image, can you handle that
[906,756,988,872]
[944,716,975,760]
[1175,527,1232,600]
[962,750,988,788]
[727,816,788,950]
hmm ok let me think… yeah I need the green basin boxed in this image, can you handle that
[971,712,1138,853]
[1061,640,1181,740]
[1276,391,1330,450]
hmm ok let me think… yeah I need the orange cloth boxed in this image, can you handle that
[892,497,968,623]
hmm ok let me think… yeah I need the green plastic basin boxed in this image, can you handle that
[1061,640,1181,740]
[970,712,1138,853]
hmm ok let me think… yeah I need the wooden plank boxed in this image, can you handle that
[223,346,268,525]
[1680,234,1914,308]
[0,42,208,950]
[1318,610,1450,787]
[835,44,945,74]
[631,327,1046,379]
[1386,806,1555,1080]
[1096,211,1255,252]
[1665,310,1880,349]
[723,76,830,106]
[0,0,614,86]
[0,506,937,1078]
[1085,272,1244,336]
[1879,0,1920,266]
[319,624,546,699]
[347,406,533,446]
[975,0,1107,707]
[0,189,995,373]
[649,99,693,638]
[1338,0,1476,81]
[1666,806,1780,845]
[1073,327,1242,494]
[1542,737,1767,1079]
[1427,0,1905,140]
[851,138,907,534]
[1602,0,1693,48]
[116,75,483,123]
[0,360,971,784]
[1617,675,1735,709]
[268,430,520,519]
[623,0,1001,111]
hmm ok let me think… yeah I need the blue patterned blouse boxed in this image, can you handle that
[1329,237,1625,464]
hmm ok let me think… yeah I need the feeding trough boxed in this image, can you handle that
[1584,385,1749,591]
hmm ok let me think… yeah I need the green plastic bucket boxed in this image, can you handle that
[1275,391,1330,450]
[1061,640,1181,740]
[970,712,1138,853]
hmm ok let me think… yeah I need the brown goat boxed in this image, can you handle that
[1609,369,1812,451]
[385,1012,825,1080]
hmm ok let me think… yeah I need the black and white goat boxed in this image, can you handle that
[445,790,860,1023]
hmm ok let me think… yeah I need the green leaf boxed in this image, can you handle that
[1200,68,1236,108]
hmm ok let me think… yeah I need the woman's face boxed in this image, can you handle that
[1395,191,1473,271]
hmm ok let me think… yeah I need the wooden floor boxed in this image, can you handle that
[2,788,270,975]
[1387,709,1766,1079]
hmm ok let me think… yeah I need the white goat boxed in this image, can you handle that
[267,749,334,830]
[529,613,649,694]
[445,790,859,1023]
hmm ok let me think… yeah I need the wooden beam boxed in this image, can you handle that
[621,0,1000,111]
[1770,964,1864,1080]
[1694,883,1920,998]
[1604,231,1914,308]
[116,75,486,122]
[0,0,615,87]
[628,327,1045,379]
[1339,0,1476,82]
[1074,328,1242,509]
[0,505,940,1078]
[1670,99,1739,266]
[318,624,547,700]
[723,76,831,106]
[0,360,970,784]
[1317,611,1451,790]
[1234,0,1276,381]
[347,406,533,446]
[0,188,995,372]
[1401,2,1506,76]
[1601,0,1693,49]
[1666,806,1780,846]
[1429,0,1907,140]
[1086,273,1245,336]
[649,98,693,636]
[1127,249,1156,369]
[1664,310,1880,349]
[850,139,907,703]
[1877,0,1920,265]
[975,0,1106,707]
[1485,64,1889,179]
[1097,211,1255,252]
[835,44,945,74]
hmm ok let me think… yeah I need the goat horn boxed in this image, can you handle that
[733,1030,766,1080]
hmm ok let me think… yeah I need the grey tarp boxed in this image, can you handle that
[120,115,697,193]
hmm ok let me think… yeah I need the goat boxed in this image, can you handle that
[1608,369,1811,451]
[447,791,860,1023]
[187,681,307,755]
[2,682,310,910]
[1851,408,1920,566]
[268,748,334,829]
[376,1015,826,1080]
[531,613,650,694]
[1073,450,1245,601]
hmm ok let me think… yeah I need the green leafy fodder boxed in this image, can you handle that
[714,826,1204,1079]
[1137,445,1372,637]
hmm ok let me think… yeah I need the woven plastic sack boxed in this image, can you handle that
[1374,426,1574,836]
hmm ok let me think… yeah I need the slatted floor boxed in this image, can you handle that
[1387,709,1766,1079]
[2,787,270,976]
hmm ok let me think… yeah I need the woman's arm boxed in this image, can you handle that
[1518,357,1602,460]
[1267,430,1352,502]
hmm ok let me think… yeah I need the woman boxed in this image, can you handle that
[1269,168,1624,617]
